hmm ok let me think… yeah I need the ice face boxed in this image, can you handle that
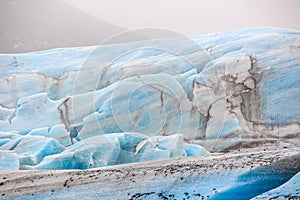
[0,27,300,170]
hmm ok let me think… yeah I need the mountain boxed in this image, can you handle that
[0,0,145,53]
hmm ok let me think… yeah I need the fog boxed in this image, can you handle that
[65,0,300,35]
[1,0,299,53]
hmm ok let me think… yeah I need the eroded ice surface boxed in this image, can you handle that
[1,147,299,200]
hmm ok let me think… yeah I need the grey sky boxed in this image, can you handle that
[64,0,300,35]
[1,0,299,53]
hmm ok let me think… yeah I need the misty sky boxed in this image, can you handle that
[64,0,300,35]
[1,0,300,53]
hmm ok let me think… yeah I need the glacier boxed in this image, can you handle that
[0,27,300,199]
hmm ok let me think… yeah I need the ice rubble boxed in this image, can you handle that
[0,27,300,170]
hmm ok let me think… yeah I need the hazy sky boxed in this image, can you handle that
[64,0,300,36]
[1,0,300,53]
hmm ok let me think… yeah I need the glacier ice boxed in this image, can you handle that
[24,134,120,170]
[0,27,299,172]
[20,133,207,169]
[117,134,188,164]
[0,150,19,170]
[252,172,300,199]
[184,143,210,157]
[0,135,65,166]
[2,148,298,200]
